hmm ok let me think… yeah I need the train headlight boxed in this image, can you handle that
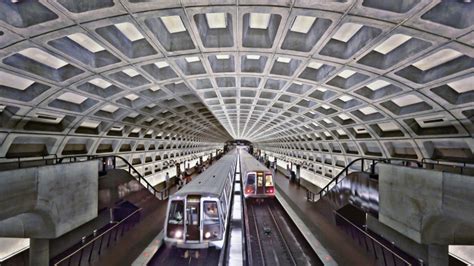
[174,230,183,238]
[204,232,211,239]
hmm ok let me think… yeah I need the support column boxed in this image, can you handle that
[428,244,448,266]
[29,238,49,266]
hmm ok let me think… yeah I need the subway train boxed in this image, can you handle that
[164,150,237,249]
[240,149,275,199]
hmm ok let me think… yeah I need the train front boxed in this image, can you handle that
[164,195,225,249]
[244,171,275,198]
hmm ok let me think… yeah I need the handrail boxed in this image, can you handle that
[334,211,412,266]
[53,208,142,266]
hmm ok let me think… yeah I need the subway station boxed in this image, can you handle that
[0,1,473,265]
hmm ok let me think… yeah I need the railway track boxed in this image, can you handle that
[148,244,220,266]
[245,198,323,266]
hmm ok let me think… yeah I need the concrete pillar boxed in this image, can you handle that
[428,244,448,266]
[29,238,49,266]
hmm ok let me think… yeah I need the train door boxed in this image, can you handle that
[264,173,274,194]
[256,172,264,194]
[186,195,201,242]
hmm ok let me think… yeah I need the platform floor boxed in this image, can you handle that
[273,171,376,266]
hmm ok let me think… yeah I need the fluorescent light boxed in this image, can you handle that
[307,61,322,69]
[154,61,169,68]
[412,49,463,71]
[392,94,423,107]
[67,33,105,53]
[122,68,140,77]
[89,78,112,88]
[185,56,200,63]
[249,13,271,29]
[321,104,330,109]
[246,55,261,60]
[332,23,363,42]
[373,34,412,55]
[125,93,139,101]
[101,104,119,113]
[366,80,390,91]
[216,54,230,60]
[57,92,87,104]
[323,118,332,123]
[290,16,316,34]
[338,70,356,79]
[19,48,68,69]
[160,16,186,34]
[115,22,144,42]
[359,106,378,115]
[447,76,474,93]
[0,70,34,90]
[339,95,353,102]
[277,57,291,63]
[206,13,227,29]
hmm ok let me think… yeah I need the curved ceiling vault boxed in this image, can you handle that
[0,0,473,163]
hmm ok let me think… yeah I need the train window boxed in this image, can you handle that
[187,205,199,226]
[265,174,274,187]
[257,173,263,187]
[168,200,184,225]
[203,201,219,223]
[247,173,256,185]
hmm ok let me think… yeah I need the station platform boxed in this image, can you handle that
[273,170,376,266]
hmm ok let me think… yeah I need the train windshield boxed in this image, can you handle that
[168,200,184,224]
[203,201,219,224]
[265,174,274,187]
[247,173,256,185]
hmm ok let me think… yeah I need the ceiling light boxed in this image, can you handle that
[249,13,271,29]
[321,104,330,109]
[277,57,291,63]
[115,22,144,42]
[67,33,105,53]
[246,55,261,60]
[122,68,140,77]
[185,56,200,63]
[339,95,353,102]
[366,80,390,91]
[316,87,327,92]
[89,78,112,89]
[19,48,68,69]
[332,23,363,43]
[102,104,119,113]
[206,13,227,29]
[160,15,186,34]
[379,122,399,132]
[447,76,474,93]
[57,92,87,105]
[307,61,322,69]
[80,120,100,128]
[290,16,316,34]
[373,34,412,55]
[154,61,169,68]
[216,54,230,60]
[125,94,139,101]
[0,70,34,90]
[359,106,378,115]
[412,49,463,71]
[338,70,356,79]
[338,114,350,120]
[392,94,423,107]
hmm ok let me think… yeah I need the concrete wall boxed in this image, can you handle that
[378,164,474,245]
[0,161,98,238]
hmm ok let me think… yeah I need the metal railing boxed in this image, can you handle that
[53,208,142,266]
[334,211,413,266]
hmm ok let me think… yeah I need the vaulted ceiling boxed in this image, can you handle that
[0,0,473,162]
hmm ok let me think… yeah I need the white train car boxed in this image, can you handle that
[240,150,275,199]
[164,150,237,249]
